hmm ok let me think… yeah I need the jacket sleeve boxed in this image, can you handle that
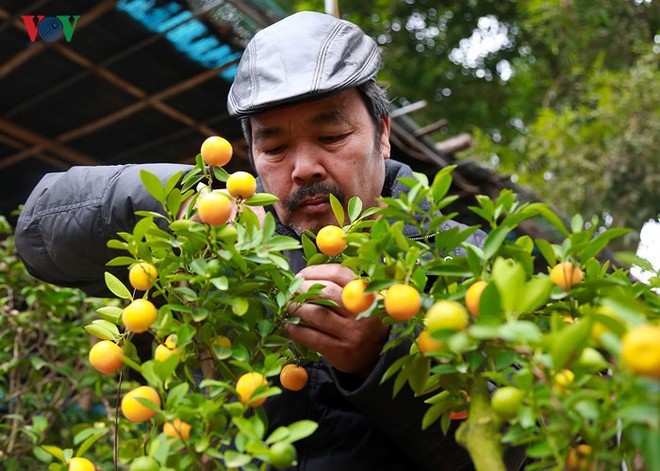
[15,164,192,296]
[332,335,526,471]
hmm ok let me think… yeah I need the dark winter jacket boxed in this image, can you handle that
[15,159,524,471]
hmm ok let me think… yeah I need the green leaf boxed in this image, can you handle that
[535,238,557,267]
[148,434,170,464]
[181,165,203,192]
[424,390,451,406]
[224,451,252,467]
[245,193,279,206]
[84,324,119,341]
[570,213,584,233]
[476,282,502,322]
[639,426,660,471]
[107,239,128,250]
[210,277,229,291]
[425,262,473,278]
[514,235,534,254]
[30,356,48,371]
[614,251,655,272]
[75,430,107,457]
[170,219,198,232]
[140,362,162,389]
[482,225,513,260]
[431,166,455,203]
[190,258,208,276]
[140,170,165,203]
[213,166,230,182]
[407,355,430,395]
[518,276,553,314]
[301,234,317,261]
[152,356,180,385]
[380,353,411,384]
[233,417,261,441]
[283,420,318,443]
[498,321,542,345]
[165,383,189,409]
[134,211,166,221]
[465,243,484,274]
[31,415,48,435]
[491,258,525,315]
[265,426,290,444]
[40,446,66,463]
[390,221,409,251]
[163,171,183,197]
[421,402,448,430]
[392,367,412,398]
[96,306,123,323]
[525,440,553,458]
[468,325,501,339]
[35,448,57,465]
[91,319,121,337]
[551,318,592,370]
[306,253,328,266]
[106,256,138,267]
[532,205,568,236]
[266,236,301,252]
[581,227,629,260]
[472,195,495,223]
[601,295,648,327]
[329,193,344,225]
[347,197,363,223]
[166,189,183,218]
[104,272,132,300]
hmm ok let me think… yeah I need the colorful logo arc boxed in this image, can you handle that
[21,15,81,42]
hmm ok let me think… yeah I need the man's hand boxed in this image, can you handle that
[285,264,389,377]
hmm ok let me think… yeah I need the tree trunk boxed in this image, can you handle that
[455,377,507,471]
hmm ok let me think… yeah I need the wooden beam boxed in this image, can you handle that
[51,42,219,137]
[0,118,98,169]
[56,60,238,143]
[436,133,474,155]
[413,119,448,137]
[0,132,24,149]
[389,119,479,193]
[390,100,427,118]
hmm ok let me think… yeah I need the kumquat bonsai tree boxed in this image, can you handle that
[35,136,658,470]
[320,168,659,471]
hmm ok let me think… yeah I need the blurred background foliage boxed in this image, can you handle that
[283,0,659,248]
[0,216,117,469]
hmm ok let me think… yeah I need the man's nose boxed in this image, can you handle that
[291,146,327,185]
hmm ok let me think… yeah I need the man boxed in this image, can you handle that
[15,11,523,470]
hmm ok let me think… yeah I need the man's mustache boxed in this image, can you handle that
[285,183,346,212]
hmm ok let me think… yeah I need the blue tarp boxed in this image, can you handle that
[116,0,241,80]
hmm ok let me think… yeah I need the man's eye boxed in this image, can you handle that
[263,145,285,155]
[320,134,348,144]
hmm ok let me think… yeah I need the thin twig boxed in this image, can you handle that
[114,370,123,471]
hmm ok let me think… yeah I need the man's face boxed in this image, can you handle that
[250,88,391,235]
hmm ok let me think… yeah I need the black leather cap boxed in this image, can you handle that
[227,11,380,118]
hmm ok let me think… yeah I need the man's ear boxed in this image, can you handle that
[380,117,391,160]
